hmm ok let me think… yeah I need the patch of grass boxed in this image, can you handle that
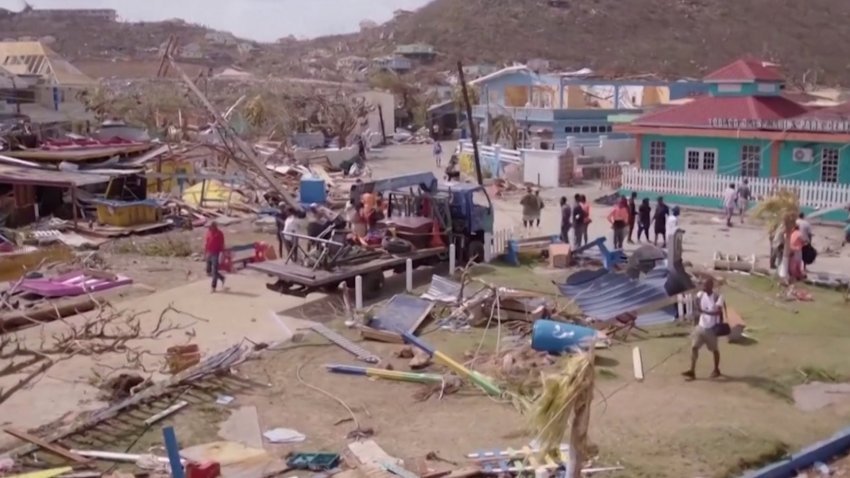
[718,440,790,478]
[743,365,848,402]
[113,234,195,257]
[596,368,618,380]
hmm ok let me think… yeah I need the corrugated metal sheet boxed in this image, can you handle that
[0,164,111,186]
[558,268,677,327]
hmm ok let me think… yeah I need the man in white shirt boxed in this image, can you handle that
[683,277,723,380]
[665,206,680,244]
[722,183,738,228]
[796,212,813,244]
[282,209,307,261]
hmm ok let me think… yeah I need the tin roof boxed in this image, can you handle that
[790,101,850,122]
[0,164,112,187]
[703,57,784,83]
[632,95,808,128]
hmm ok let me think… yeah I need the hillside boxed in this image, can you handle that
[2,1,850,84]
[289,0,850,83]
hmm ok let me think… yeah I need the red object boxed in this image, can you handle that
[204,229,225,255]
[219,250,234,273]
[186,461,221,478]
[421,196,432,218]
[703,56,784,83]
[253,241,268,262]
[429,220,444,248]
[633,95,809,129]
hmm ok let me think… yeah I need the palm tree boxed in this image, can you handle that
[490,114,519,149]
[752,189,800,282]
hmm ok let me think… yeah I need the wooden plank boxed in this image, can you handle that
[360,326,405,344]
[3,427,91,464]
[632,346,645,382]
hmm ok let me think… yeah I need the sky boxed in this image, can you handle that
[0,0,432,42]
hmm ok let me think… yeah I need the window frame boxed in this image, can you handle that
[648,140,666,170]
[739,144,762,177]
[821,147,840,183]
[684,147,719,172]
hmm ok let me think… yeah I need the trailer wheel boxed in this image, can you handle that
[466,240,485,263]
[362,271,385,300]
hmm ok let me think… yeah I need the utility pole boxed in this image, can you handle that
[456,61,484,185]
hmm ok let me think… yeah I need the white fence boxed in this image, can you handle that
[621,168,850,210]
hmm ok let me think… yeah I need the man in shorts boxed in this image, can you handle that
[683,277,723,380]
[723,183,737,228]
[737,179,752,224]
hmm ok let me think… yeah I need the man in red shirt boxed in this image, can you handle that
[204,222,226,292]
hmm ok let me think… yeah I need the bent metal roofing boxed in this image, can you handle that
[0,164,112,187]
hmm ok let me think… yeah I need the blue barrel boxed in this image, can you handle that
[531,319,598,353]
[299,178,326,204]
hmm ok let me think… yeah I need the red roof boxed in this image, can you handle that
[633,95,808,128]
[703,57,784,82]
[790,101,850,122]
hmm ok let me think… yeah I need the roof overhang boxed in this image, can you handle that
[615,124,850,143]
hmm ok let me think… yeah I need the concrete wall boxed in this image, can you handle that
[639,134,850,183]
[521,149,560,187]
[581,137,636,162]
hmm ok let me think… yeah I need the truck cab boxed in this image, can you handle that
[441,181,494,262]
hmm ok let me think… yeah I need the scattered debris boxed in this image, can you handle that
[218,406,263,448]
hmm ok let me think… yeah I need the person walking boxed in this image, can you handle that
[637,198,651,242]
[627,191,638,244]
[534,190,545,228]
[578,194,591,244]
[607,196,629,249]
[559,196,572,244]
[789,224,806,281]
[682,277,723,380]
[204,222,226,293]
[433,141,443,168]
[520,188,541,230]
[572,194,587,247]
[652,197,669,247]
[737,179,752,224]
[666,205,681,242]
[723,183,737,227]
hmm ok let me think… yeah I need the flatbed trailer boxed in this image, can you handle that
[248,246,449,298]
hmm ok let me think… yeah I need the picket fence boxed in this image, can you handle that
[621,168,850,210]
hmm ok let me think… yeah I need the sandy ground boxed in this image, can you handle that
[3,143,850,475]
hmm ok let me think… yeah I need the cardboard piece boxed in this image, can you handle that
[548,243,572,268]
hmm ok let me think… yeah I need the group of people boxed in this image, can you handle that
[723,179,753,227]
[555,192,681,250]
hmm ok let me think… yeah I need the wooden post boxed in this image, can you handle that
[70,186,78,228]
[457,61,484,185]
[405,258,413,292]
[449,244,456,273]
[377,104,388,145]
[355,275,363,309]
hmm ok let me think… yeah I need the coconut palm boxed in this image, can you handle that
[752,189,800,282]
[490,114,519,149]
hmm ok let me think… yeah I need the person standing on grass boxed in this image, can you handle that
[652,196,669,247]
[723,183,738,227]
[737,179,752,224]
[607,196,629,249]
[520,187,541,230]
[637,198,652,242]
[204,222,226,293]
[627,191,638,244]
[796,212,813,245]
[789,224,806,280]
[572,194,587,247]
[683,277,723,380]
[433,141,443,168]
[559,196,572,244]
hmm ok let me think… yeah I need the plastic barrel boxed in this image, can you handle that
[531,319,598,353]
[299,178,327,204]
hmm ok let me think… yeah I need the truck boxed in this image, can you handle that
[248,172,494,299]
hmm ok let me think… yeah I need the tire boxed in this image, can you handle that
[362,271,385,300]
[466,240,485,263]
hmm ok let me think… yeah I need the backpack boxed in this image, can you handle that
[802,244,817,265]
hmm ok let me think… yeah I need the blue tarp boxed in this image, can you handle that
[557,267,677,326]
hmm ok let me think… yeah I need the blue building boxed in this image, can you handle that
[469,66,708,148]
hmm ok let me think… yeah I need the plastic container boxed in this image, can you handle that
[531,319,598,353]
[299,178,326,204]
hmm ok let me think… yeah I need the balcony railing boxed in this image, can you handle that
[471,105,554,122]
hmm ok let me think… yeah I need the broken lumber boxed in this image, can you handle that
[3,427,90,464]
[632,347,644,381]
